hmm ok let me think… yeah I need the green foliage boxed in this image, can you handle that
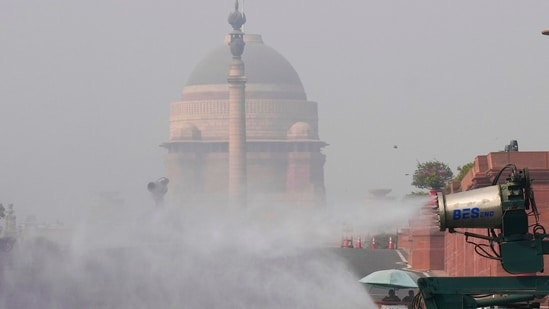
[454,162,474,182]
[412,160,454,189]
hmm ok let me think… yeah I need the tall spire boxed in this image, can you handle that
[228,0,246,31]
[227,1,248,208]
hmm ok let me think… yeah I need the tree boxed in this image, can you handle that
[412,160,454,190]
[454,162,474,182]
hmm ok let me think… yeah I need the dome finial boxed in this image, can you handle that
[228,0,246,31]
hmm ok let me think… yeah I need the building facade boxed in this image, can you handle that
[162,33,327,208]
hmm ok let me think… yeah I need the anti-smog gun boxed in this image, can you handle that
[414,164,549,309]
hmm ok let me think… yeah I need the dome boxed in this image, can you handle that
[173,33,318,141]
[185,34,305,91]
[287,121,315,140]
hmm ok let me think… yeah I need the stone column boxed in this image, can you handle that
[227,1,247,207]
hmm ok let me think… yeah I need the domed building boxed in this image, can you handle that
[162,30,327,207]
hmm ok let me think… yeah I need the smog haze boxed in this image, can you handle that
[1,1,549,225]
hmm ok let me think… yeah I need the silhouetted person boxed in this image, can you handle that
[402,290,414,302]
[402,290,415,308]
[383,289,401,302]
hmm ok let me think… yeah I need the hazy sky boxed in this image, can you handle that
[2,1,549,222]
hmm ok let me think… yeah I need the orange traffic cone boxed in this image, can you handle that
[370,236,377,249]
[355,236,362,249]
[388,236,395,249]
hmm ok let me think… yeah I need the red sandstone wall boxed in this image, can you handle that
[444,228,503,276]
[397,228,411,252]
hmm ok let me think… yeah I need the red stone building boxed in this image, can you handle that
[162,34,327,208]
[402,151,549,276]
